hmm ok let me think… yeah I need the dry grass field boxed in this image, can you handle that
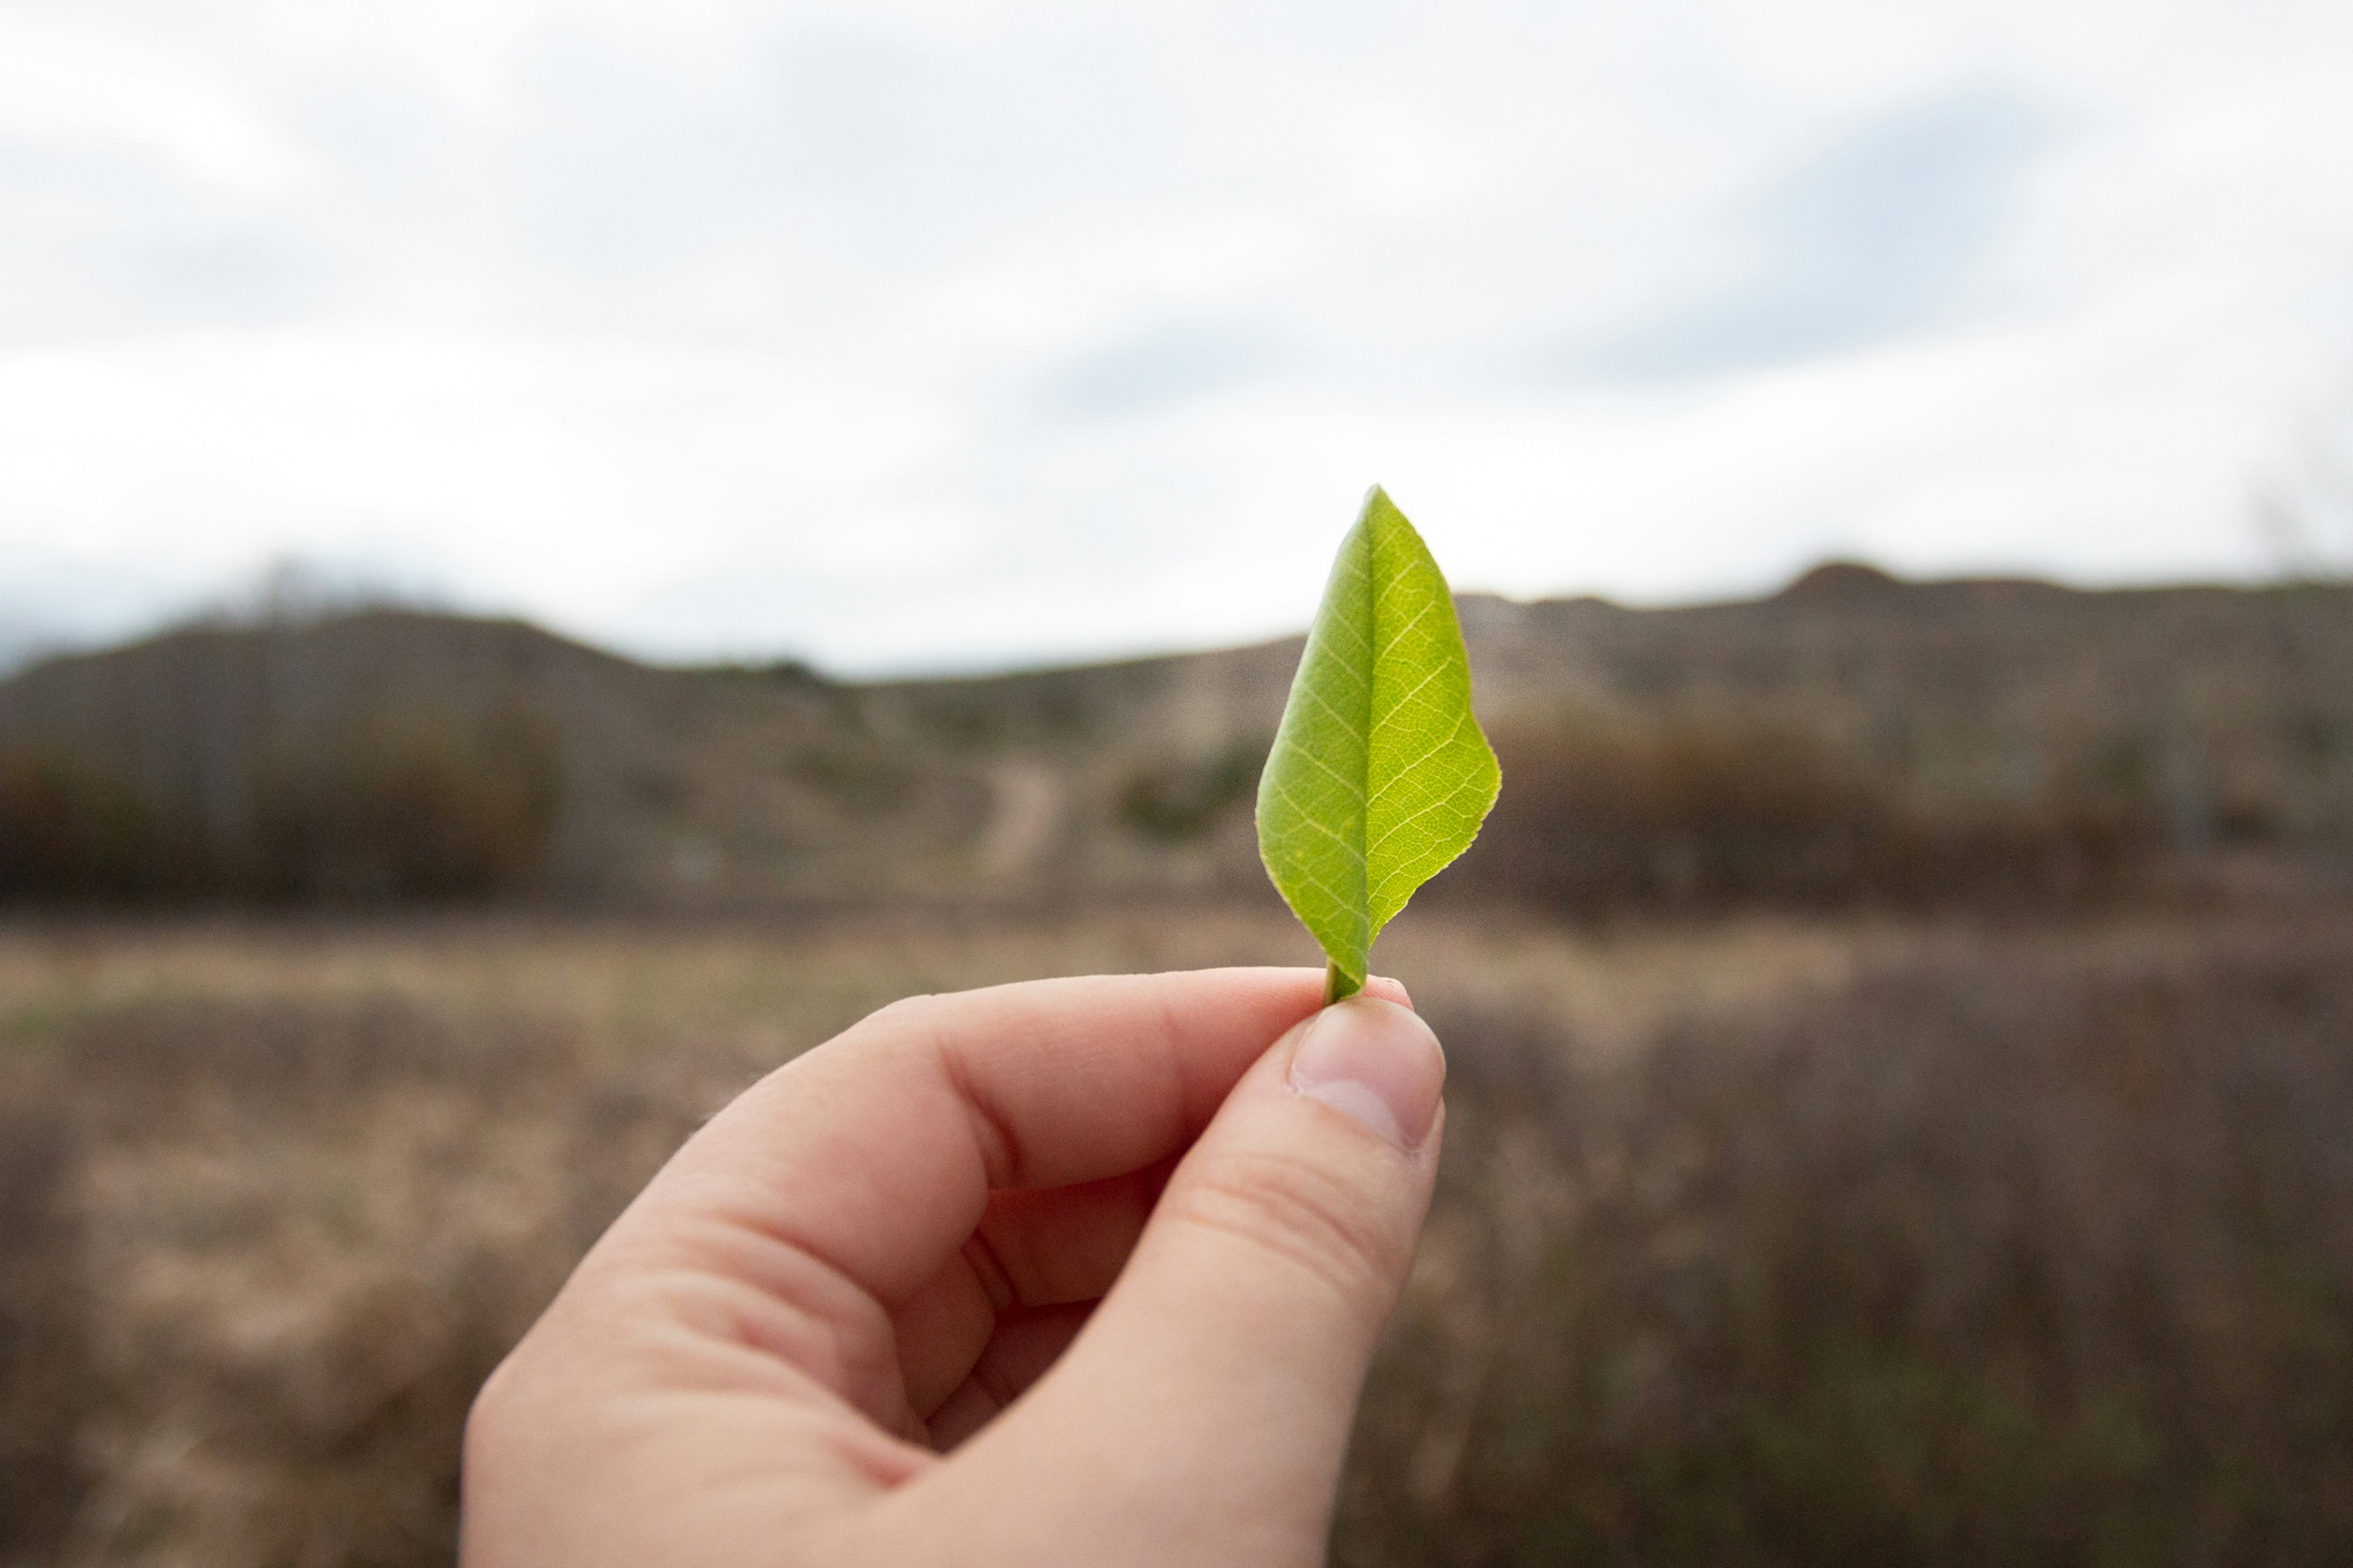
[7,902,2353,1567]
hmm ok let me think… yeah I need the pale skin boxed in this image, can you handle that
[461,968,1448,1567]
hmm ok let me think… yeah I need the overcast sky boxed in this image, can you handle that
[3,0,2352,674]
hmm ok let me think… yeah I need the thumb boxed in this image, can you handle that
[935,996,1445,1564]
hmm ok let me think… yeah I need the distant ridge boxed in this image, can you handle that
[3,571,2350,908]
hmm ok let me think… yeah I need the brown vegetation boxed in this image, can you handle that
[1454,712,2173,915]
[0,989,690,1567]
[1115,743,1265,841]
[0,748,160,900]
[1,1104,93,1558]
[0,704,560,905]
[247,706,562,900]
[4,907,2352,1566]
[1346,921,2353,1565]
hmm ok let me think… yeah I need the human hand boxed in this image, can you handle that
[461,968,1446,1567]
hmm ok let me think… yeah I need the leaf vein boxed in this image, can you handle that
[1373,597,1439,662]
[1370,657,1450,731]
[1273,733,1367,801]
[1269,776,1367,865]
[1366,709,1471,805]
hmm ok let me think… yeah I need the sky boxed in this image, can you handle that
[3,0,2352,675]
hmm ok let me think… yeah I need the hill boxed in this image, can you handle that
[2,570,2349,909]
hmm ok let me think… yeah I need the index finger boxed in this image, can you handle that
[597,967,1409,1310]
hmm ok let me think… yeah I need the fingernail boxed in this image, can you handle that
[1287,997,1445,1152]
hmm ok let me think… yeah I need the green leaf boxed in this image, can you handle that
[1256,486,1501,1003]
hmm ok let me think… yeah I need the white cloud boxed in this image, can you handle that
[0,9,312,197]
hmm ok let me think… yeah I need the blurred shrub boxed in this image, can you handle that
[1867,795,2169,905]
[1342,930,2353,1566]
[249,706,561,900]
[1461,713,2169,914]
[1117,744,1264,840]
[792,741,921,815]
[0,746,167,900]
[0,704,560,906]
[1469,716,1886,911]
